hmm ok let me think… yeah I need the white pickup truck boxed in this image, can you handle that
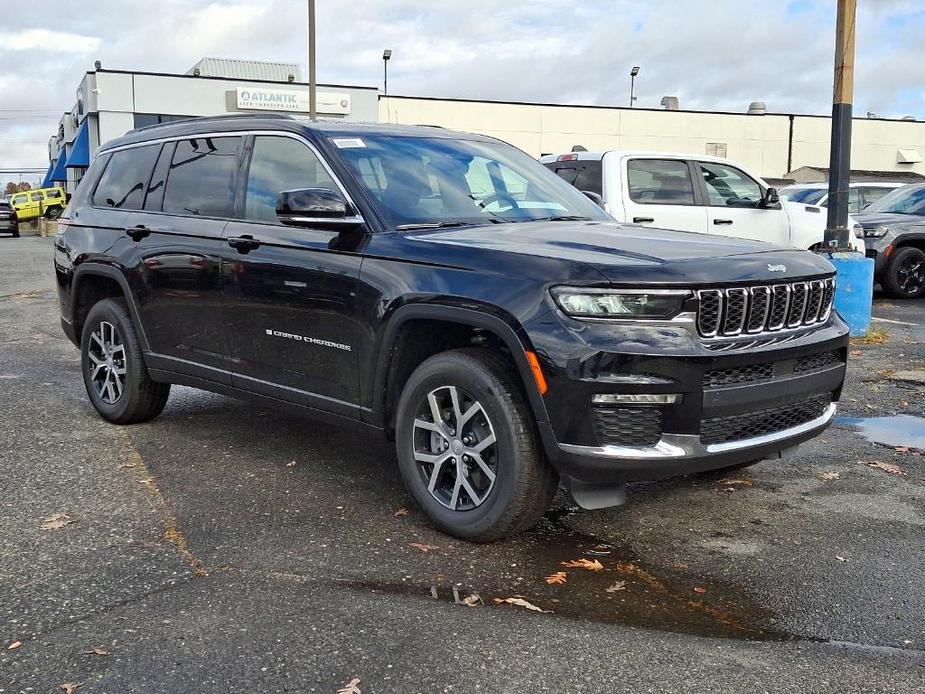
[539,151,864,252]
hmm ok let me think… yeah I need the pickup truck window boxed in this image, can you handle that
[627,159,695,205]
[698,162,763,208]
[245,136,339,223]
[334,135,608,228]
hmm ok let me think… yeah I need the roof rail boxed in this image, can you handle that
[127,112,295,134]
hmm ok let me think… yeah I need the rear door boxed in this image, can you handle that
[621,157,708,233]
[220,133,364,417]
[695,160,790,246]
[116,136,242,381]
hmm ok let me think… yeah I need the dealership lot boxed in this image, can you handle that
[2,235,924,692]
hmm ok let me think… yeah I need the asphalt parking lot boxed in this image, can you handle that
[2,233,924,693]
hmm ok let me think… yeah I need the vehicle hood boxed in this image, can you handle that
[414,220,834,285]
[852,212,925,229]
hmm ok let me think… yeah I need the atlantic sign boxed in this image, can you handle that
[235,87,351,116]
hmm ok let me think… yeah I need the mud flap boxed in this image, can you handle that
[565,477,627,510]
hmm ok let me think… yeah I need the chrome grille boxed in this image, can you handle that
[696,278,835,339]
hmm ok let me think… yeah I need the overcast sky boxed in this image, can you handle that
[2,0,924,183]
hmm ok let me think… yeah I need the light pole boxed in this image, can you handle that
[383,49,392,96]
[307,0,317,121]
[629,66,640,107]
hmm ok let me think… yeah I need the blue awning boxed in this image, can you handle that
[40,161,54,188]
[48,154,68,183]
[65,120,90,168]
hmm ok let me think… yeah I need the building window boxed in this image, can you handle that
[705,142,728,158]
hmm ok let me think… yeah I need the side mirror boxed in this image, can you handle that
[276,188,363,228]
[761,187,780,207]
[581,190,605,208]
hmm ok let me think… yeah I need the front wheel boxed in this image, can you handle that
[883,246,925,299]
[395,349,557,542]
[45,206,63,220]
[81,298,170,424]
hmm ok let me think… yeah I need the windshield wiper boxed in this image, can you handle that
[396,221,473,230]
[532,215,594,222]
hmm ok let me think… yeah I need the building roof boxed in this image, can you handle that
[786,165,925,182]
[186,57,302,82]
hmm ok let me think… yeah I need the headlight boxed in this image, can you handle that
[865,225,891,238]
[551,287,690,319]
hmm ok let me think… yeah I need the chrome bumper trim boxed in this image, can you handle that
[558,403,837,460]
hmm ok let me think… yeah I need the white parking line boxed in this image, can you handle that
[871,316,920,327]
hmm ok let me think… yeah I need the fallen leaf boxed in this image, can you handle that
[850,350,863,357]
[336,677,362,694]
[394,508,409,517]
[8,640,22,650]
[80,647,110,656]
[40,513,75,531]
[545,571,568,585]
[863,461,906,476]
[722,487,736,493]
[820,471,841,481]
[720,479,753,487]
[493,597,551,613]
[560,558,604,571]
[286,461,296,467]
[119,463,136,469]
[59,684,83,694]
[409,542,439,553]
[605,581,627,593]
[835,555,847,562]
[461,593,483,607]
[877,369,897,378]
[693,586,708,594]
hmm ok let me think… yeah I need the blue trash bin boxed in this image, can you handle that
[829,251,874,337]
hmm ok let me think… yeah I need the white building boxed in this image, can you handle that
[44,59,379,192]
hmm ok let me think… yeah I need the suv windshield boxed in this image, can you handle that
[782,187,826,205]
[864,184,925,215]
[331,134,610,229]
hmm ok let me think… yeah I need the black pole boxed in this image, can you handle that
[824,0,856,249]
[629,74,635,107]
[384,59,388,96]
[308,0,317,121]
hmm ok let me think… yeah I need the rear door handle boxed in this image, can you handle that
[632,217,655,223]
[713,219,734,225]
[227,235,261,253]
[125,225,150,241]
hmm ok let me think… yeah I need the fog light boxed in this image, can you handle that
[592,393,681,405]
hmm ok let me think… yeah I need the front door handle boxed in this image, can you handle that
[227,235,261,253]
[125,225,150,241]
[632,216,655,223]
[713,219,734,225]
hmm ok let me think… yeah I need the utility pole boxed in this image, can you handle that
[824,0,856,249]
[629,66,640,108]
[308,0,317,121]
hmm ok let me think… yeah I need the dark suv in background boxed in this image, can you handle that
[55,115,848,541]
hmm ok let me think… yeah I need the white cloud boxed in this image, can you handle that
[0,29,101,53]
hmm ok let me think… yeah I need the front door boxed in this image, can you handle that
[621,157,708,233]
[696,160,791,247]
[221,134,364,417]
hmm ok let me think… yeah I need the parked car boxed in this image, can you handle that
[9,186,67,222]
[539,151,865,252]
[853,182,925,298]
[780,182,904,213]
[0,200,19,237]
[55,116,848,541]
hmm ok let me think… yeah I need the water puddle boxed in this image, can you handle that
[836,414,925,450]
[344,510,792,642]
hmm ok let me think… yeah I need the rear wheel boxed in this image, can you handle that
[81,298,170,424]
[883,246,925,299]
[45,206,62,220]
[395,349,557,542]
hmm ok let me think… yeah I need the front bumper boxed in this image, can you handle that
[527,309,849,484]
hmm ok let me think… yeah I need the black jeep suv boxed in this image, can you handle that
[55,115,848,541]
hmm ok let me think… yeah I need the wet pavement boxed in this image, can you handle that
[2,234,925,693]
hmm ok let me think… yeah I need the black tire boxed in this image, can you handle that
[11,225,19,238]
[883,246,925,299]
[395,348,557,542]
[80,298,170,424]
[45,206,62,220]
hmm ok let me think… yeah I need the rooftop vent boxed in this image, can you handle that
[902,115,916,122]
[747,101,767,115]
[661,96,679,110]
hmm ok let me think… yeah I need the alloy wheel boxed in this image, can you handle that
[87,321,126,404]
[896,255,924,295]
[412,385,498,511]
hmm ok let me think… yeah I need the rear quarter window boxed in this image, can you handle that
[93,144,161,210]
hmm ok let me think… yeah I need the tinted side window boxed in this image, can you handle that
[144,141,175,212]
[551,165,579,185]
[861,187,891,207]
[93,144,161,209]
[574,162,603,196]
[244,136,338,223]
[627,159,695,205]
[163,137,241,218]
[46,189,62,200]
